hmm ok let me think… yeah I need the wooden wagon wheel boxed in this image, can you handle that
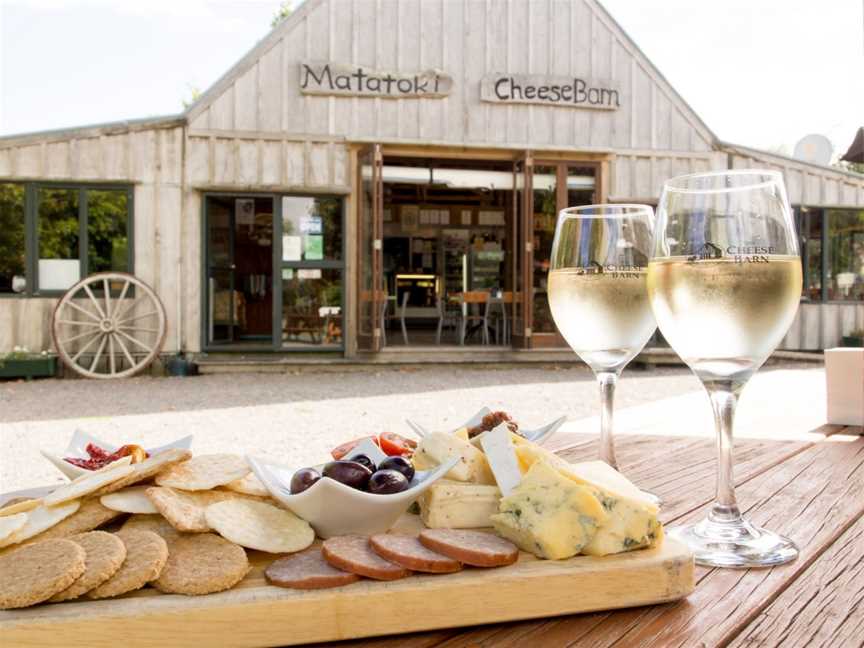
[51,272,167,379]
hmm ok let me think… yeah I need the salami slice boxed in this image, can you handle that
[369,534,462,574]
[321,535,411,581]
[418,529,519,568]
[265,547,360,590]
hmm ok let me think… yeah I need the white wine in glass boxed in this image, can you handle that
[648,169,801,568]
[548,205,658,499]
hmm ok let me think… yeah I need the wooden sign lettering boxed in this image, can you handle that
[480,74,621,110]
[300,62,452,99]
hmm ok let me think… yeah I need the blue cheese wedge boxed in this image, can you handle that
[490,461,607,560]
[412,432,496,484]
[514,446,662,556]
[418,480,502,528]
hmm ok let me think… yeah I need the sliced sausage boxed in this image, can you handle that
[321,535,410,581]
[369,534,462,574]
[418,529,519,568]
[265,547,360,590]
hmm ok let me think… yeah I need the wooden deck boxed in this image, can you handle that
[307,421,864,648]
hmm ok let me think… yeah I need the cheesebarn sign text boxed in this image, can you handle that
[481,74,621,110]
[299,62,452,99]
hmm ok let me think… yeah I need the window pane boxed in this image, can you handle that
[803,208,822,300]
[0,183,26,293]
[531,166,557,333]
[282,268,342,348]
[87,189,129,273]
[827,209,864,301]
[281,197,342,261]
[38,188,80,290]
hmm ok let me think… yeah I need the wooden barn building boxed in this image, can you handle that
[1,0,862,372]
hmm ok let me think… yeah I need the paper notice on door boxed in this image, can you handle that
[304,235,324,260]
[283,235,302,261]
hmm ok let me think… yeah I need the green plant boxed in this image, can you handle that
[0,346,50,369]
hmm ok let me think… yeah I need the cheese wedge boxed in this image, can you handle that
[514,444,662,556]
[418,480,501,528]
[490,461,607,560]
[413,432,495,484]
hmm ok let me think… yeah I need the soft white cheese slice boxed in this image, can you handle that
[418,480,501,528]
[479,424,522,496]
[413,432,495,484]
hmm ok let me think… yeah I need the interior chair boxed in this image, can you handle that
[435,293,462,345]
[398,291,410,345]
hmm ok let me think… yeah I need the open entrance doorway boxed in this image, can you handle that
[381,157,515,347]
[356,146,599,353]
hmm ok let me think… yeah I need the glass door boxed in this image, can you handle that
[510,154,533,349]
[357,144,384,352]
[205,196,236,345]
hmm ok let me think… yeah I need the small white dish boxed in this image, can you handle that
[406,407,567,446]
[40,429,194,480]
[248,439,459,538]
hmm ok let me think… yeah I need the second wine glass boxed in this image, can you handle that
[548,204,658,497]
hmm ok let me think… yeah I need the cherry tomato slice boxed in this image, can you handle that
[378,432,418,457]
[330,436,379,460]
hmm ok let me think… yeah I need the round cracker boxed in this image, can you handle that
[152,533,249,596]
[0,539,86,609]
[101,486,158,514]
[87,530,168,599]
[155,454,250,491]
[0,500,81,549]
[0,513,27,544]
[146,486,255,533]
[50,531,127,602]
[22,498,122,546]
[223,472,269,497]
[120,514,183,543]
[204,499,314,554]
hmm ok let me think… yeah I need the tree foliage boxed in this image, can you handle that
[271,1,293,28]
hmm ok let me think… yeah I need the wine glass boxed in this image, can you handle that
[548,205,659,500]
[648,169,801,568]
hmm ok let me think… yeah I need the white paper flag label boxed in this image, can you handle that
[480,425,522,496]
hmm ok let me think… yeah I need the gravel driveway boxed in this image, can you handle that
[0,361,819,493]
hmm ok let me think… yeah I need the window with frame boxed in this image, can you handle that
[0,183,26,293]
[0,182,132,295]
[826,208,864,301]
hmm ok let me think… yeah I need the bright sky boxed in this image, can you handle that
[1,0,862,159]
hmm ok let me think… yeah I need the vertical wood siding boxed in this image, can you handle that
[0,126,184,354]
[188,0,715,152]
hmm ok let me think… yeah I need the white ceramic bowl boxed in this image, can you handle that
[405,406,566,446]
[248,439,459,538]
[40,429,194,480]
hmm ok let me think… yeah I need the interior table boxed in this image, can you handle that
[310,420,864,648]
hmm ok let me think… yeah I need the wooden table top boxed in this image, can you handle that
[312,421,864,648]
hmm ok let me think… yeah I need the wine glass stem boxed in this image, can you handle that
[597,371,619,470]
[705,380,744,524]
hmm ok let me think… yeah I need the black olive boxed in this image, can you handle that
[322,460,373,490]
[350,454,376,472]
[368,469,409,495]
[378,456,415,482]
[290,467,321,494]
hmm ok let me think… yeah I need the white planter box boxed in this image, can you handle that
[825,348,864,427]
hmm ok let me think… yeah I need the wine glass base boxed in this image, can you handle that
[668,516,798,568]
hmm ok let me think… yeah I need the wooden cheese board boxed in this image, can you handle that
[0,515,694,648]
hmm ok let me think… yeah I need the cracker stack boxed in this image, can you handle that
[0,448,313,609]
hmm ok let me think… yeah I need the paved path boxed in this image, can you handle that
[0,362,824,493]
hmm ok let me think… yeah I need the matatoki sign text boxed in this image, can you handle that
[481,74,621,110]
[299,62,452,99]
